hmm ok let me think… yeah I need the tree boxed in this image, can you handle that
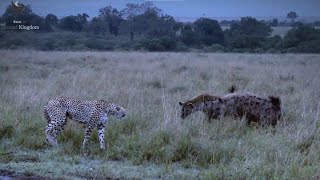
[120,2,166,40]
[225,17,272,50]
[121,2,161,19]
[283,25,320,53]
[181,24,198,46]
[58,13,88,32]
[87,17,108,35]
[271,18,278,27]
[1,3,52,32]
[59,15,83,32]
[121,9,178,40]
[230,17,272,37]
[77,13,89,25]
[193,18,225,46]
[45,14,58,27]
[99,6,123,36]
[2,3,33,26]
[287,11,298,24]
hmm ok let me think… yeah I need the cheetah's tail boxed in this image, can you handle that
[44,106,51,123]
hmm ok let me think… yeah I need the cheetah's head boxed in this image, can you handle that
[109,105,126,119]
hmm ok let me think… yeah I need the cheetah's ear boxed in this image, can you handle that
[179,102,184,106]
[186,103,194,107]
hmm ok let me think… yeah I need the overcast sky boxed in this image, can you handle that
[0,0,319,19]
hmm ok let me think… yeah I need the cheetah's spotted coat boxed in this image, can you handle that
[44,97,126,149]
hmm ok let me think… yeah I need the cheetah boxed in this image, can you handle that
[44,97,126,149]
[178,94,225,121]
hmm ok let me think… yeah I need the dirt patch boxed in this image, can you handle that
[0,169,51,180]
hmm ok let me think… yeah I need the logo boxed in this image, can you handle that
[11,0,25,15]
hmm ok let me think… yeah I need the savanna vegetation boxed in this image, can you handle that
[0,50,320,179]
[0,2,320,53]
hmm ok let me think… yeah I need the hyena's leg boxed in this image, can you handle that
[45,110,67,146]
[97,122,106,149]
[205,110,214,122]
[82,124,94,149]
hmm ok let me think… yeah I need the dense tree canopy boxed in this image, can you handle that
[287,11,298,23]
[193,18,225,46]
[59,13,89,32]
[0,2,319,53]
[99,6,122,36]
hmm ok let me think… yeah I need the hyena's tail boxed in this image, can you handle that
[228,85,236,93]
[269,96,281,108]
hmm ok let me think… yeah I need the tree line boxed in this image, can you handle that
[0,2,319,53]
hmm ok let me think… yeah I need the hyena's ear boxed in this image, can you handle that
[228,85,236,93]
[179,102,184,106]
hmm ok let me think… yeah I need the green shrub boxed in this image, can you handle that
[266,48,280,53]
[85,38,114,50]
[283,26,320,53]
[204,44,226,52]
[159,36,177,51]
[175,42,189,52]
[141,38,166,52]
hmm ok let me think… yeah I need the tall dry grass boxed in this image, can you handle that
[0,50,319,179]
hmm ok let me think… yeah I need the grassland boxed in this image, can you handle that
[0,50,320,179]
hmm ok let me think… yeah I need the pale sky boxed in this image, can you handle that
[0,0,319,19]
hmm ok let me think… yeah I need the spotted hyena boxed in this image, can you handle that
[179,88,281,127]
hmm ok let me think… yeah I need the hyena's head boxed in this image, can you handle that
[178,101,195,119]
[179,94,225,119]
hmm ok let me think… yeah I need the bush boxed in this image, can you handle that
[283,26,320,53]
[263,35,283,50]
[159,36,177,51]
[141,38,166,52]
[229,36,265,50]
[38,38,59,50]
[193,18,225,46]
[85,38,114,50]
[266,48,280,53]
[181,29,198,46]
[175,42,189,52]
[204,44,226,52]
